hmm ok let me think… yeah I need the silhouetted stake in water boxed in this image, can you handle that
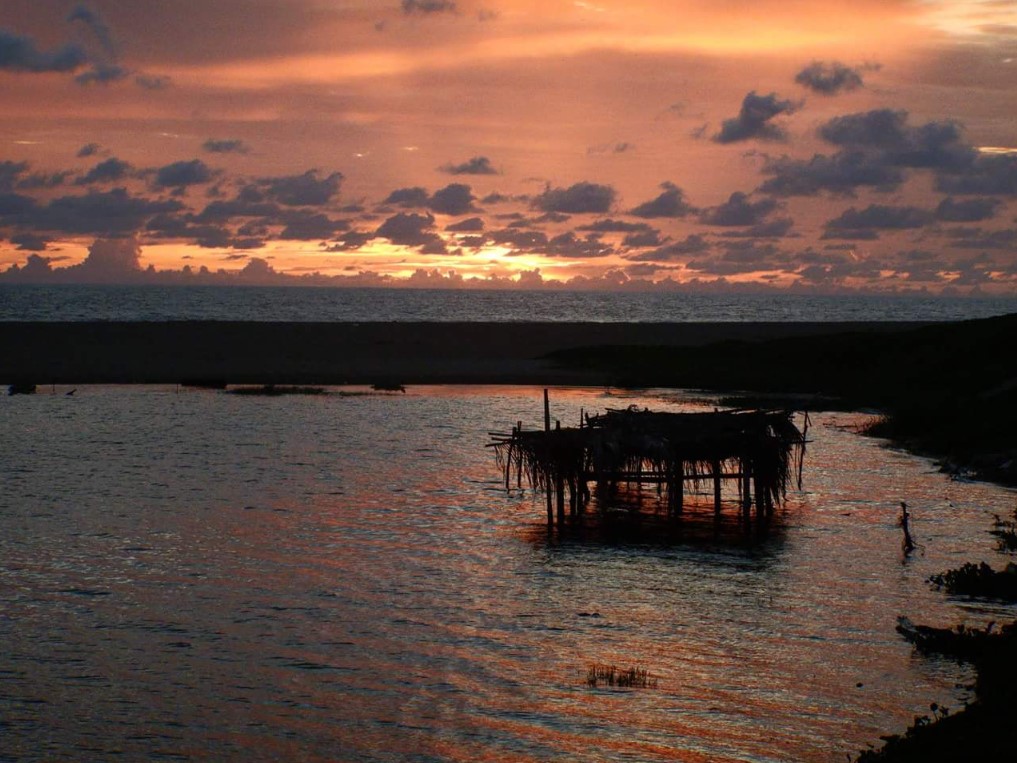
[490,391,807,528]
[900,501,917,556]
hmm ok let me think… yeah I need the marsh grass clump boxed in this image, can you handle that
[929,561,1017,602]
[990,508,1017,553]
[585,664,657,689]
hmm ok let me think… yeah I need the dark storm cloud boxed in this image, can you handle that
[936,153,1017,195]
[153,159,215,189]
[256,170,343,206]
[383,186,430,208]
[824,204,933,232]
[440,156,498,175]
[629,182,695,218]
[713,92,800,144]
[531,182,616,214]
[627,234,710,262]
[700,192,779,226]
[375,212,442,247]
[428,183,476,215]
[203,139,251,155]
[758,151,904,196]
[76,157,133,185]
[0,30,87,73]
[794,61,864,95]
[402,0,457,14]
[446,216,484,232]
[934,196,1001,222]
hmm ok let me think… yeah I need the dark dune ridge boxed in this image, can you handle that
[0,320,925,386]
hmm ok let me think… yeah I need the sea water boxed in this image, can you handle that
[2,386,1015,762]
[2,284,1016,322]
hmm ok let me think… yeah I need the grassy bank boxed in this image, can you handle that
[547,312,1017,485]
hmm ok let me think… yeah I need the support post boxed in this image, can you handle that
[742,457,752,519]
[713,459,722,514]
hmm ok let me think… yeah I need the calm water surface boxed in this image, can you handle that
[1,386,1015,762]
[3,284,1016,322]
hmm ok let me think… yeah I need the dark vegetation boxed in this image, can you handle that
[546,313,1017,485]
[547,313,1017,759]
[929,561,1017,602]
[585,664,657,689]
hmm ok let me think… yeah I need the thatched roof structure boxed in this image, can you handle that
[491,404,806,524]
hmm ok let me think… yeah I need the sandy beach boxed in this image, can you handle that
[0,320,926,386]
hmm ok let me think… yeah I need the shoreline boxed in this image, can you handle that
[0,320,927,386]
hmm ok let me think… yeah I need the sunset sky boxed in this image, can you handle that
[1,0,1016,292]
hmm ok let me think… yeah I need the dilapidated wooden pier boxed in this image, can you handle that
[490,391,807,526]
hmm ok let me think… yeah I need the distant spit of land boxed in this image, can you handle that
[0,320,927,386]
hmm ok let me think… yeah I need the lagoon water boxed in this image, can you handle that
[2,385,1015,762]
[2,284,1016,323]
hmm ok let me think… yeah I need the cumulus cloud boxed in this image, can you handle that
[700,192,779,226]
[0,30,87,73]
[629,182,695,218]
[14,188,183,236]
[375,211,443,248]
[713,92,800,144]
[531,182,616,214]
[936,153,1017,195]
[577,219,654,233]
[203,139,250,155]
[69,236,143,281]
[440,156,497,175]
[627,234,710,262]
[824,204,933,233]
[935,196,1001,222]
[428,183,477,215]
[76,143,102,158]
[256,169,343,206]
[153,159,215,189]
[76,158,133,186]
[819,109,973,170]
[446,216,484,232]
[621,228,667,248]
[402,0,457,14]
[758,151,904,196]
[794,61,864,95]
[383,186,429,207]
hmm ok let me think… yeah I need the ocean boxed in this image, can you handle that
[2,385,1015,762]
[2,284,1016,322]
